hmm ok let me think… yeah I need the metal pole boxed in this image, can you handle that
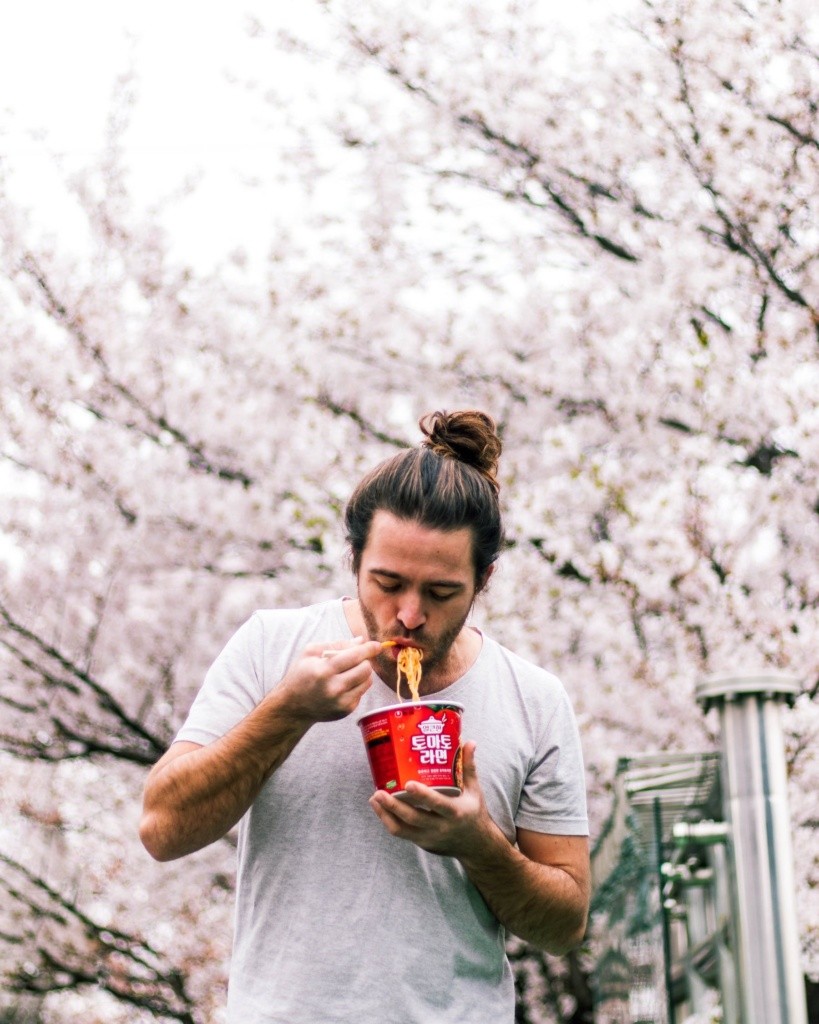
[685,882,710,1012]
[709,841,741,1024]
[655,797,676,1024]
[695,674,807,1024]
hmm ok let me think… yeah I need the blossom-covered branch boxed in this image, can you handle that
[0,852,198,1023]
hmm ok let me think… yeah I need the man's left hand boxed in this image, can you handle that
[368,740,493,858]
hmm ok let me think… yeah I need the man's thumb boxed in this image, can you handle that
[461,740,478,784]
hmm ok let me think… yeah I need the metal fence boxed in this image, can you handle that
[589,675,807,1024]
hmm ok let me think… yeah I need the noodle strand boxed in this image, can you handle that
[396,647,423,702]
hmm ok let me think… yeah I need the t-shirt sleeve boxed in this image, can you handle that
[515,688,589,836]
[174,614,266,746]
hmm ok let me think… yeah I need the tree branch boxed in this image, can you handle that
[0,852,197,1023]
[313,393,410,447]
[348,33,643,262]
[665,43,819,328]
[0,601,167,764]
[19,254,255,488]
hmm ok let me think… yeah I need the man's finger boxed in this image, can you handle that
[318,639,382,670]
[369,793,420,835]
[461,740,478,786]
[318,636,365,657]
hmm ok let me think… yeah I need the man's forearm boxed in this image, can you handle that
[140,692,311,861]
[458,824,589,954]
[141,638,382,861]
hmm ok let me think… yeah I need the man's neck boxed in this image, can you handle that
[419,628,482,696]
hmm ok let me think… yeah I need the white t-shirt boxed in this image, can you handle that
[176,599,589,1024]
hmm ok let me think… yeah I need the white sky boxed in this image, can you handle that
[1,4,268,161]
[1,3,285,263]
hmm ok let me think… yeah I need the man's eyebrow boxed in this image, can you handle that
[368,568,402,580]
[368,568,465,588]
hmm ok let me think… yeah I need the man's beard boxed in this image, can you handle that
[357,595,470,681]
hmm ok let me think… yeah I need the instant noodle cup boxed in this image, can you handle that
[358,701,464,798]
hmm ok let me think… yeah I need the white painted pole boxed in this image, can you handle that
[696,674,807,1024]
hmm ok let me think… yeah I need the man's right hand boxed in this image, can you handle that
[276,637,382,723]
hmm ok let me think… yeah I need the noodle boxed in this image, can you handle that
[396,646,423,702]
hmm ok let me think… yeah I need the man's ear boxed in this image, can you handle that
[477,562,496,594]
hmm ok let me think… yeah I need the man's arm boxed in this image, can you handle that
[140,638,382,862]
[458,826,589,953]
[368,741,590,954]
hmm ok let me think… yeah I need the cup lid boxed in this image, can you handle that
[357,699,464,724]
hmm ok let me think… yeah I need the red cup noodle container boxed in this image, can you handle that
[358,701,464,798]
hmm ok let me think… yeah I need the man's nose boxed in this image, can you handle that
[396,593,426,631]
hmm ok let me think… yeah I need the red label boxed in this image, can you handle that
[359,702,463,796]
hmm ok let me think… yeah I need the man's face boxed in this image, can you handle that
[356,510,480,675]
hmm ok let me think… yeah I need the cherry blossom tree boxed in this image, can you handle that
[1,0,817,1020]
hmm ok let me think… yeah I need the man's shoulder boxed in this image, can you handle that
[245,598,348,645]
[482,634,562,683]
[250,597,343,626]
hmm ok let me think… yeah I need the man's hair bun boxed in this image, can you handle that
[419,410,502,494]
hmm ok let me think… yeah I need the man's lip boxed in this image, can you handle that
[383,638,424,658]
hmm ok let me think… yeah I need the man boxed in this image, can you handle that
[140,409,590,1023]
